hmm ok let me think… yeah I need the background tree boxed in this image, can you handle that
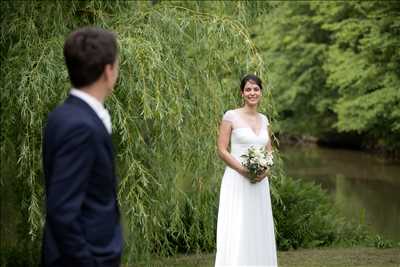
[254,1,400,152]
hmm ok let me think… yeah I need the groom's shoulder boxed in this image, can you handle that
[47,100,93,131]
[48,100,75,121]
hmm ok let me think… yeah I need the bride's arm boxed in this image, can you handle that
[217,120,249,177]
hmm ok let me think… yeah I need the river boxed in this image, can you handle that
[280,145,400,241]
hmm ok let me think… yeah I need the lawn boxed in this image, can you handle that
[131,247,400,267]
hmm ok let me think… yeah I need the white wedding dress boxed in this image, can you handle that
[215,109,278,267]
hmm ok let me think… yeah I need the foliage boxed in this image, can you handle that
[270,174,395,251]
[373,235,395,249]
[254,1,400,151]
[272,176,338,250]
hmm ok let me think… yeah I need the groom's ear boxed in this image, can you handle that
[103,60,119,88]
[103,64,113,79]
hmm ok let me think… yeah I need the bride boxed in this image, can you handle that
[215,74,278,267]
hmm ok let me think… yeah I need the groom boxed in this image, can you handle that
[42,27,123,267]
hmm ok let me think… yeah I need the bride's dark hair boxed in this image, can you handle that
[240,74,263,92]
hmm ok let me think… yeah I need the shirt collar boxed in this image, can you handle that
[70,88,106,117]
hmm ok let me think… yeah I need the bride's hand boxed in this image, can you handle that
[238,166,250,178]
[238,166,251,179]
[255,169,270,183]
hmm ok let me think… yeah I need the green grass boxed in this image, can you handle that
[131,247,400,267]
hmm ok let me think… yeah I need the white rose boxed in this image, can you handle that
[254,151,263,159]
[266,156,274,166]
[259,158,268,167]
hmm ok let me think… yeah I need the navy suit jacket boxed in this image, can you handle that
[42,95,123,267]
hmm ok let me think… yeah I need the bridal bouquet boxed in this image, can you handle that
[240,146,273,183]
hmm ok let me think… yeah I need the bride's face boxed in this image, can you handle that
[241,80,262,107]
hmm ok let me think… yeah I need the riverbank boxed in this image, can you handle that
[132,247,400,267]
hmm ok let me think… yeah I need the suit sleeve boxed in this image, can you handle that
[46,123,95,267]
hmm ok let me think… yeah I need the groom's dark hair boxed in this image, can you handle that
[64,27,118,88]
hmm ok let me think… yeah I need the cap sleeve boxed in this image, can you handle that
[222,110,234,123]
[261,113,270,127]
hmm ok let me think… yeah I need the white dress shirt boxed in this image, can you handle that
[70,89,112,134]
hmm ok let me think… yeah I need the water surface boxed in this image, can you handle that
[280,145,400,241]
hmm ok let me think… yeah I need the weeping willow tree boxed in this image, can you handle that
[0,1,277,264]
[110,3,276,262]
